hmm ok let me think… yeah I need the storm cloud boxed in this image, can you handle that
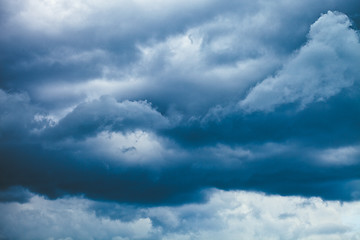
[1,0,360,239]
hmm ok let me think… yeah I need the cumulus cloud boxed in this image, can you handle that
[46,96,169,140]
[240,11,360,112]
[0,89,50,140]
[0,194,155,240]
[60,130,182,165]
[1,190,360,240]
[1,1,360,237]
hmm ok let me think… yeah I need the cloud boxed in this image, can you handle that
[240,11,360,112]
[2,0,357,111]
[1,0,360,212]
[315,145,360,166]
[1,2,360,239]
[59,130,182,165]
[1,190,360,240]
[0,0,236,91]
[2,132,360,203]
[46,96,169,140]
[0,89,48,140]
[0,194,155,240]
[0,186,33,203]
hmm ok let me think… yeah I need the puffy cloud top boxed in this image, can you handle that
[240,11,360,112]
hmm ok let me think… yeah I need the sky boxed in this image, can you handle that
[1,0,360,239]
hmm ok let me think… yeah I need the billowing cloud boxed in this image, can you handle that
[46,96,169,140]
[1,190,360,240]
[0,89,47,140]
[1,4,360,203]
[0,193,154,240]
[1,0,360,238]
[1,5,360,204]
[240,11,360,112]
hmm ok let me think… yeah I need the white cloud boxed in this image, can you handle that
[315,145,360,166]
[240,11,360,112]
[5,0,92,35]
[2,0,216,37]
[1,190,360,240]
[0,195,155,240]
[34,78,143,106]
[69,130,182,165]
[150,190,360,240]
[32,25,281,116]
[2,1,358,120]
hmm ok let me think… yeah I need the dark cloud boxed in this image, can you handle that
[166,89,360,149]
[0,142,206,205]
[45,96,169,140]
[0,89,46,141]
[4,2,360,239]
[1,0,360,209]
[0,186,33,203]
[1,126,360,205]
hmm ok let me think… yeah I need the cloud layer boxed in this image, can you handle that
[1,190,360,240]
[240,11,360,112]
[1,0,360,238]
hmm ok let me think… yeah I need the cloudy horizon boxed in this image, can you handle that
[1,0,360,239]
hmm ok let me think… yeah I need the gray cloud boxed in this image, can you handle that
[0,186,33,203]
[1,190,359,240]
[0,89,47,140]
[1,6,360,204]
[1,1,360,237]
[240,11,360,112]
[46,96,169,140]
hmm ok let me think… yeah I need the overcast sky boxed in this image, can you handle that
[1,0,360,239]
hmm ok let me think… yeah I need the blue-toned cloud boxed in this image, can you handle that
[1,6,360,204]
[0,186,33,203]
[46,96,169,140]
[240,11,360,112]
[1,1,360,238]
[0,89,47,140]
[1,190,360,240]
